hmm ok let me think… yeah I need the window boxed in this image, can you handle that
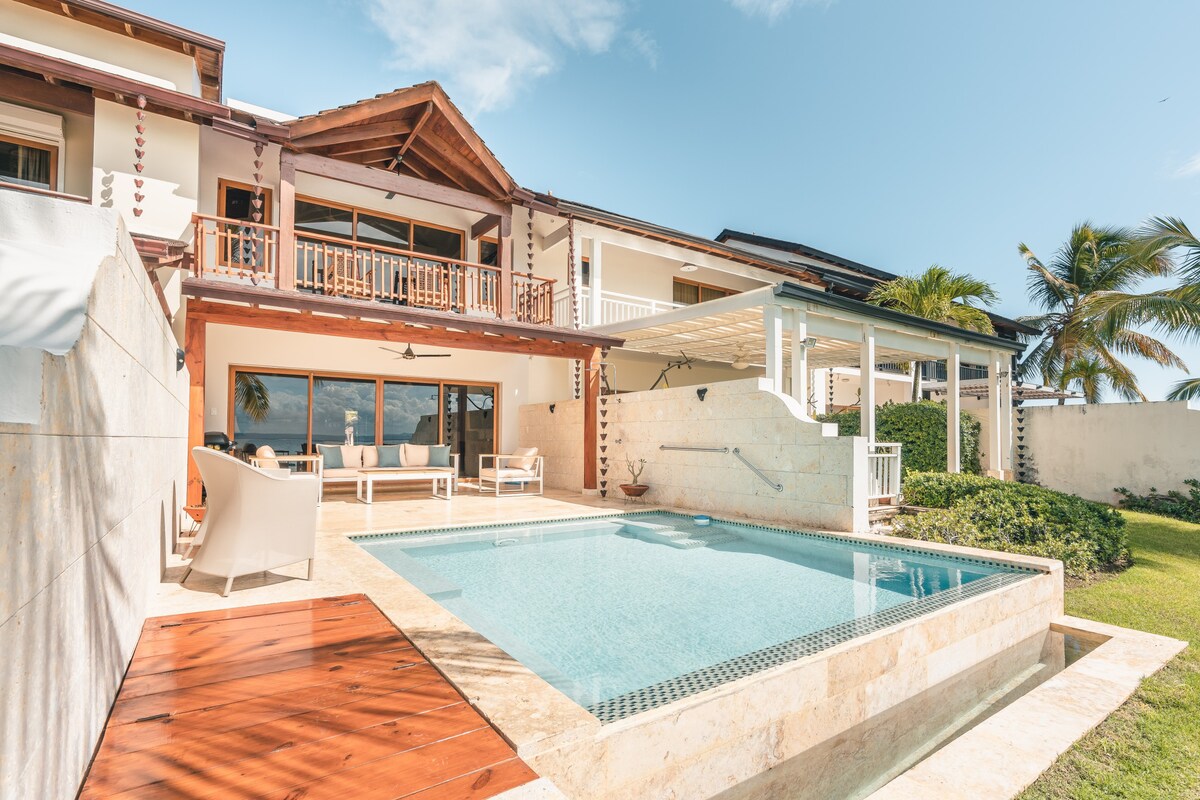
[0,133,57,190]
[673,278,732,306]
[217,179,273,268]
[581,257,591,287]
[479,237,498,266]
[413,223,463,260]
[231,372,309,456]
[382,381,439,444]
[218,179,272,224]
[312,377,377,447]
[294,198,462,258]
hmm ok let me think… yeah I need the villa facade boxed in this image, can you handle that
[0,0,1026,527]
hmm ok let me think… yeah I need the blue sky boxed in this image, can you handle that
[133,0,1200,400]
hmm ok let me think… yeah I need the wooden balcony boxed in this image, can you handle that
[191,213,556,325]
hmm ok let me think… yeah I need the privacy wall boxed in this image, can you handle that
[521,378,868,531]
[0,196,188,799]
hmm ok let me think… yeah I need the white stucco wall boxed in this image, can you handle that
[1021,400,1200,504]
[92,99,199,242]
[0,196,188,799]
[521,378,868,531]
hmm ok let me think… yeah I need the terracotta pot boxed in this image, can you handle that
[620,484,649,497]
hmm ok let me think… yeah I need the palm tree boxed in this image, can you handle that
[1134,217,1200,401]
[234,373,271,423]
[867,264,999,401]
[1018,222,1185,403]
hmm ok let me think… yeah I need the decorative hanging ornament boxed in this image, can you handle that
[132,95,147,217]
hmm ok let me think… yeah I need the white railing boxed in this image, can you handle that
[551,286,685,328]
[867,442,902,502]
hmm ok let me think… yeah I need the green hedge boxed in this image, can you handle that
[894,472,1130,576]
[817,400,982,475]
[1116,480,1200,524]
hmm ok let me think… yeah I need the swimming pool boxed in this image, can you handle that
[354,512,1034,723]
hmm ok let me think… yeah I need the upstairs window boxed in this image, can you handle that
[0,133,56,190]
[673,277,732,305]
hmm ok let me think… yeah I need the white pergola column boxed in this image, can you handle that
[860,324,876,443]
[999,354,1014,475]
[986,351,1003,476]
[789,308,809,415]
[570,222,585,328]
[588,237,603,326]
[764,304,784,394]
[947,342,961,473]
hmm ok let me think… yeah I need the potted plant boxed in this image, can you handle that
[621,458,649,497]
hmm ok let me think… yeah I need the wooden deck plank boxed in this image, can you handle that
[80,595,538,800]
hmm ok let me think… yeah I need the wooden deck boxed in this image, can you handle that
[80,595,539,799]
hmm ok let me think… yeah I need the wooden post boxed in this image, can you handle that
[789,308,809,415]
[947,343,961,473]
[860,324,876,443]
[185,313,206,507]
[498,213,513,319]
[583,346,600,490]
[277,150,296,291]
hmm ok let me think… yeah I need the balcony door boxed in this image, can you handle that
[443,384,495,477]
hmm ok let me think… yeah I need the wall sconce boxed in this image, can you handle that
[549,404,556,414]
[176,348,185,372]
[696,387,709,402]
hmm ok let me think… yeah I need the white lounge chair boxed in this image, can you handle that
[478,448,544,496]
[184,447,319,596]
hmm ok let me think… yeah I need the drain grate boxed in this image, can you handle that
[585,571,1032,724]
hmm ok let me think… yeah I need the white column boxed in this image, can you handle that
[570,222,584,328]
[764,304,784,393]
[789,308,809,415]
[986,352,1003,476]
[947,342,961,473]
[999,354,1014,475]
[860,324,876,443]
[588,237,603,326]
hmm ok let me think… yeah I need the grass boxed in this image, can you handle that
[1020,512,1200,799]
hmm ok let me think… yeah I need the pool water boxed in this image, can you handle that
[355,513,1030,719]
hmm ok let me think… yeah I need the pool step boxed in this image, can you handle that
[620,518,741,549]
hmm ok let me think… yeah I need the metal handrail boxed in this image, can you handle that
[659,445,730,453]
[732,447,784,492]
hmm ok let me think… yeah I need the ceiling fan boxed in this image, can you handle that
[380,345,451,360]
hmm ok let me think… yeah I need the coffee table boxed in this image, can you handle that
[356,468,455,503]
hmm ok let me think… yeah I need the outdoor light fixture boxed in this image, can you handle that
[679,263,699,272]
[696,387,709,402]
[176,348,185,372]
[549,404,556,414]
[730,345,751,370]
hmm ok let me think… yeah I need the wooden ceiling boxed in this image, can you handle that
[286,83,515,202]
[11,0,225,101]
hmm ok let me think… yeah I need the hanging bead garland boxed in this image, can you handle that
[568,216,582,399]
[132,95,146,218]
[249,141,265,285]
[598,346,611,498]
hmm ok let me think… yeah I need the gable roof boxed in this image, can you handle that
[11,0,224,101]
[717,228,1039,338]
[285,82,516,201]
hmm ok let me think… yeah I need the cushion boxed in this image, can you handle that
[315,444,344,469]
[377,445,402,468]
[402,443,430,467]
[341,445,364,469]
[322,467,361,478]
[254,444,280,469]
[427,445,452,468]
[362,446,379,468]
[510,446,538,470]
[481,467,537,479]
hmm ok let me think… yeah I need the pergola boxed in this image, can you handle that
[591,282,1028,476]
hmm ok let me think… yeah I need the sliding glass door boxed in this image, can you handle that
[231,372,309,455]
[444,384,496,477]
[382,381,440,445]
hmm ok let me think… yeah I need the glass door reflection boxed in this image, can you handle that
[444,384,495,477]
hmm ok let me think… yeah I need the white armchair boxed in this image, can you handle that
[184,447,319,596]
[478,447,544,496]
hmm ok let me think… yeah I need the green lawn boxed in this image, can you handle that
[1020,512,1200,799]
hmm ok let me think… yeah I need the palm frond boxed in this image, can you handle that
[1166,377,1200,401]
[234,373,271,423]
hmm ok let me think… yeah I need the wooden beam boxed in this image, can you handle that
[541,222,570,252]
[0,68,95,115]
[290,151,509,217]
[291,120,415,150]
[583,347,600,490]
[471,214,501,240]
[404,139,476,192]
[427,87,514,193]
[498,230,513,320]
[396,101,433,160]
[285,83,437,139]
[185,314,206,507]
[325,136,410,159]
[186,300,598,360]
[411,134,505,196]
[277,151,296,291]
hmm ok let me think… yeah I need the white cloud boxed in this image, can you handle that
[1176,152,1200,178]
[627,29,659,69]
[727,0,831,23]
[366,0,627,113]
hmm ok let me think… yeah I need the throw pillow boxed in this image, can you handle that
[427,445,451,467]
[341,445,364,469]
[315,444,343,469]
[402,443,430,467]
[377,445,402,468]
[510,446,538,469]
[362,445,379,468]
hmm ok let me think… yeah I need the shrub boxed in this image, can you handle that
[818,400,982,475]
[893,472,1129,577]
[1116,480,1200,524]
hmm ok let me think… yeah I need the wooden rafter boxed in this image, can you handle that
[290,120,415,150]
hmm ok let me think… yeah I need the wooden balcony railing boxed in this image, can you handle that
[191,214,556,325]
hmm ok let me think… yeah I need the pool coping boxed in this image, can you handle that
[866,616,1188,799]
[351,510,1043,723]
